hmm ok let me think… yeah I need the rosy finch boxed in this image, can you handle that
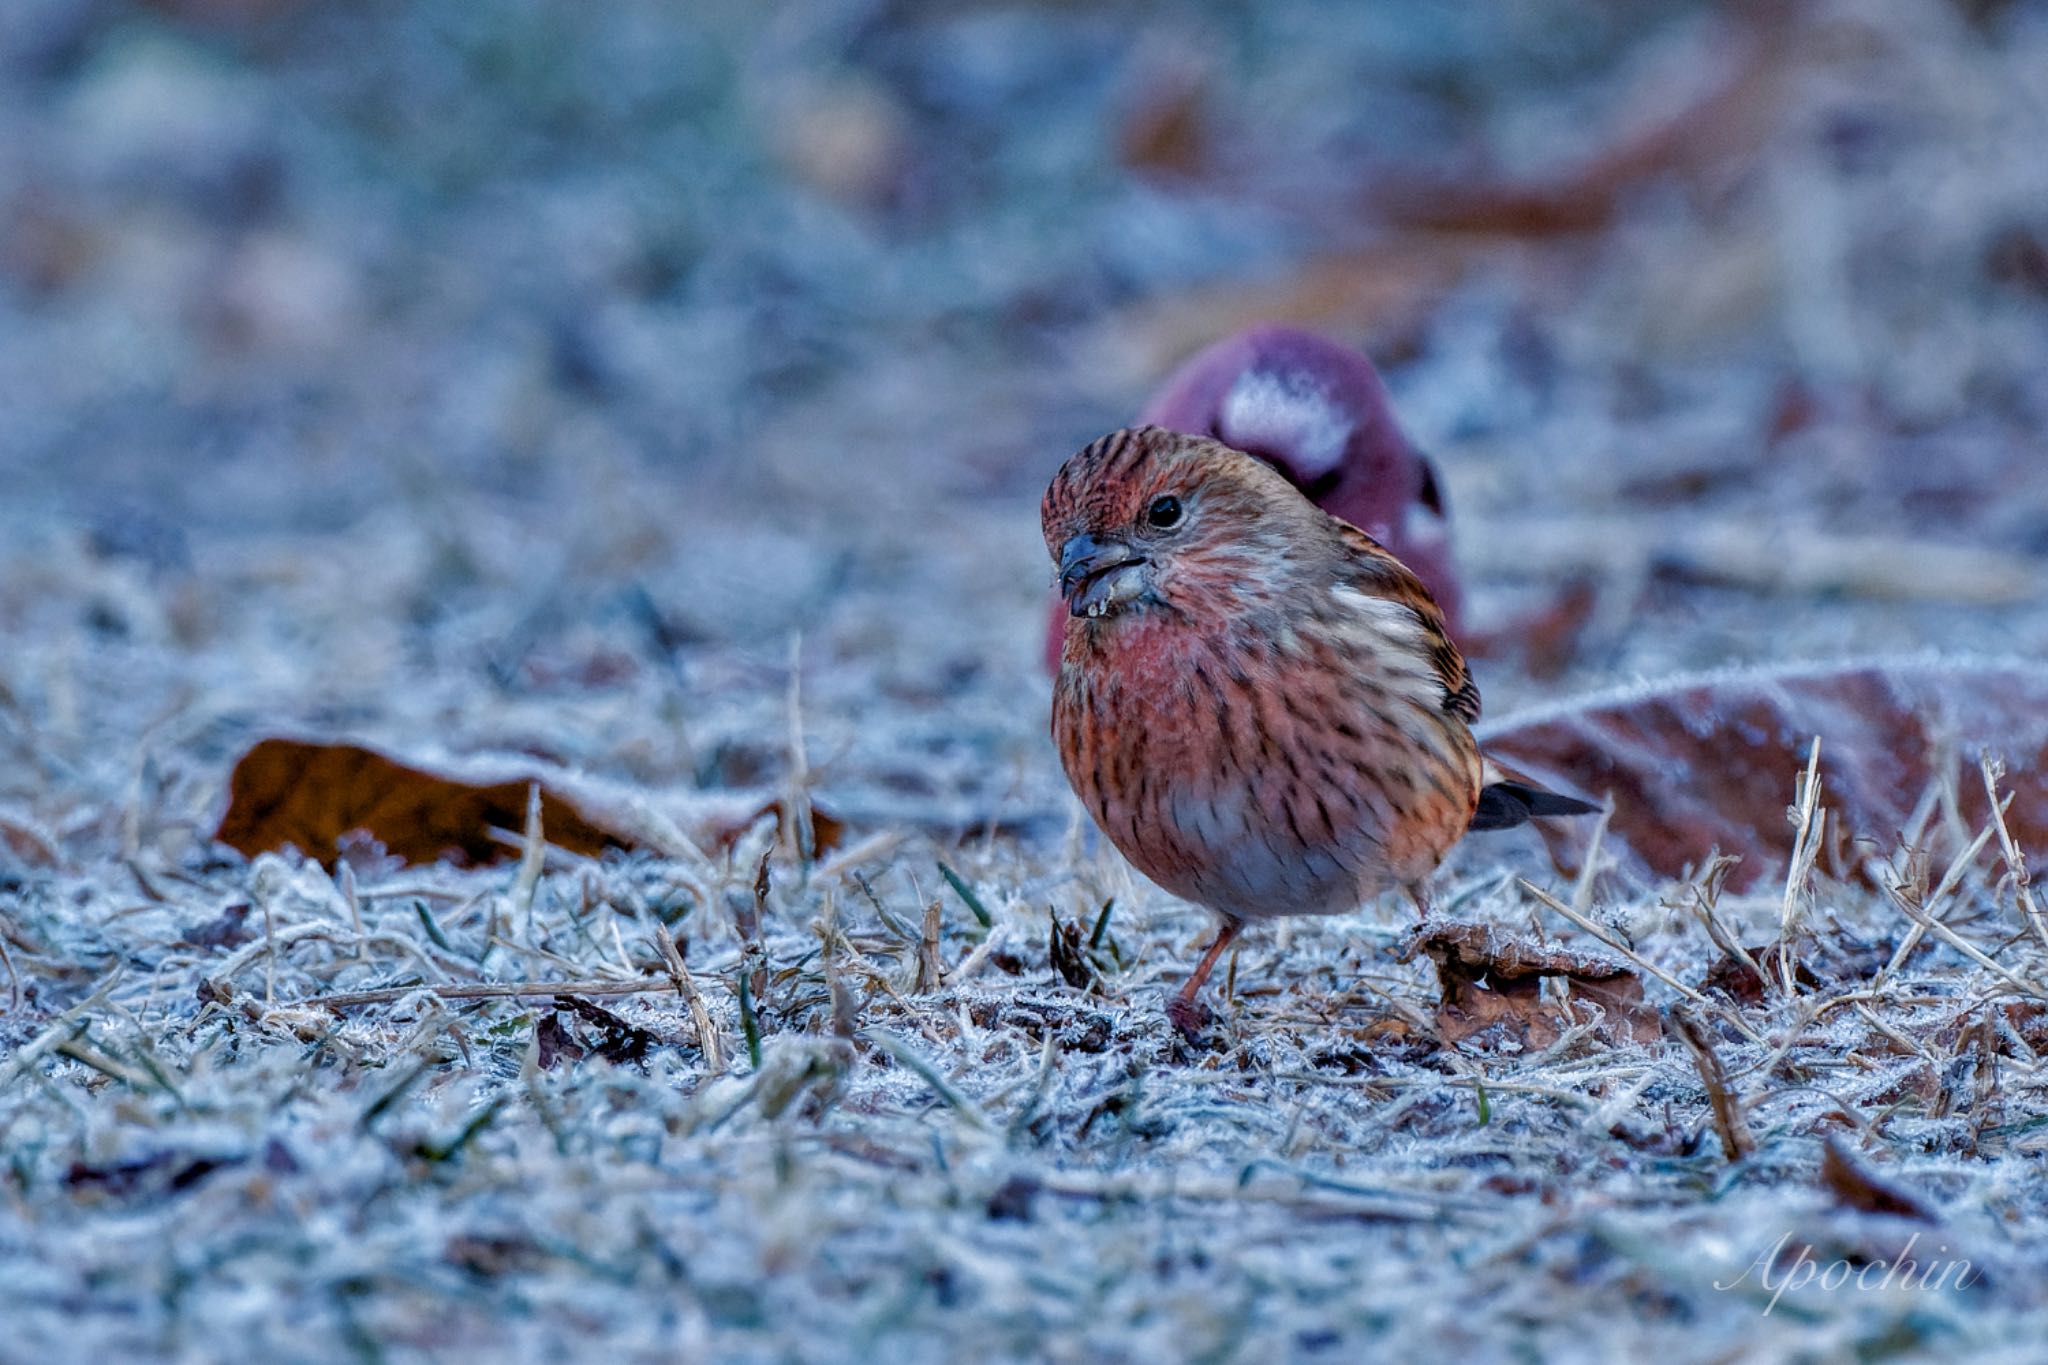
[1043,324,1460,671]
[1044,425,1594,1038]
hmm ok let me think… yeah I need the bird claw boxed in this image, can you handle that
[1166,995,1212,1045]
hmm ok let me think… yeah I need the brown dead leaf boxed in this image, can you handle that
[985,1174,1042,1223]
[533,1011,584,1071]
[1479,658,2048,890]
[1406,921,1661,1050]
[0,812,62,869]
[551,995,660,1066]
[1117,43,1211,179]
[1986,222,2048,297]
[1994,1002,2048,1056]
[215,738,634,869]
[1700,942,1822,1005]
[1820,1138,1937,1222]
[1936,1002,2048,1060]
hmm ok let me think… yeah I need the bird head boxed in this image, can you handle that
[1041,426,1319,624]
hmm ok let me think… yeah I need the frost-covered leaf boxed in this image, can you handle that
[1407,920,1661,1048]
[1480,656,2048,888]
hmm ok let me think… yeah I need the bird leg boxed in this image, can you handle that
[1166,919,1240,1043]
[1406,883,1435,922]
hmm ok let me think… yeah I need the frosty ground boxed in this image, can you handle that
[4,1,2048,1361]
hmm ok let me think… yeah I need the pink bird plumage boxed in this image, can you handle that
[1042,325,1459,671]
[1043,426,1593,1039]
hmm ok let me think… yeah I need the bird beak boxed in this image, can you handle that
[1058,533,1151,619]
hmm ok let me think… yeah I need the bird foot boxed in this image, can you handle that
[1166,995,1212,1044]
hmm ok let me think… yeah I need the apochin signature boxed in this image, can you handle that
[1716,1231,1981,1315]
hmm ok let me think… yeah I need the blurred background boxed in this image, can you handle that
[1,0,2045,838]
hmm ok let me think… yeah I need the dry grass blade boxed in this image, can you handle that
[511,782,546,942]
[0,926,18,1014]
[1520,879,1763,1043]
[1570,801,1613,911]
[1778,738,1824,997]
[915,899,944,993]
[654,922,727,1072]
[213,922,449,990]
[53,1035,153,1090]
[1886,890,2048,1002]
[338,860,367,963]
[0,971,123,1089]
[258,880,279,1008]
[1981,756,2048,958]
[945,923,1009,987]
[1671,1005,1754,1160]
[1688,859,1769,998]
[1850,1001,1934,1063]
[296,977,679,1010]
[1880,807,2002,985]
[786,633,818,867]
[1460,519,2042,605]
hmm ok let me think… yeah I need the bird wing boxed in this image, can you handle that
[1330,521,1480,723]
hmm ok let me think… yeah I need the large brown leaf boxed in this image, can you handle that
[215,739,635,869]
[1478,657,2048,889]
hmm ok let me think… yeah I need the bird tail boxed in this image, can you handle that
[1469,756,1600,832]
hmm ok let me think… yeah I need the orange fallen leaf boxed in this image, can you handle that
[215,738,635,869]
[1480,657,2048,890]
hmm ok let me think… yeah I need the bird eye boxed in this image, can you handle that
[1146,495,1183,529]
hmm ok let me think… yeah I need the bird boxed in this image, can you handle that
[1043,324,1460,672]
[1043,425,1595,1040]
